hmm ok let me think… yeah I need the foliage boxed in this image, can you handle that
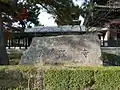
[102,52,120,66]
[1,66,120,89]
[81,0,96,26]
[1,0,110,28]
[0,0,41,29]
[94,68,120,90]
[32,0,82,25]
[0,65,37,89]
[0,0,11,4]
[44,67,120,90]
[8,53,22,65]
[0,0,41,65]
[16,1,41,27]
[1,0,82,27]
[82,0,120,27]
[44,68,94,90]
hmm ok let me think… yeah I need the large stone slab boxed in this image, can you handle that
[20,34,102,66]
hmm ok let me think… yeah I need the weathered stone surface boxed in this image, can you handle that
[20,34,102,66]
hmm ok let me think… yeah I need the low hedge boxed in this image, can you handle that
[0,65,37,89]
[102,52,120,66]
[94,69,120,90]
[1,66,120,90]
[44,67,120,90]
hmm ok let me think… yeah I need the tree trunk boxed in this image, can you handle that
[0,12,9,65]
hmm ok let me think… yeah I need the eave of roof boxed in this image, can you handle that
[25,25,86,33]
[110,19,120,24]
[95,5,120,9]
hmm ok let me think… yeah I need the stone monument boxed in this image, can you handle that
[20,33,102,66]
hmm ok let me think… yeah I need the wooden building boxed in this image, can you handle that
[88,0,120,47]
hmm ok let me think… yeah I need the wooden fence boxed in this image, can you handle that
[6,31,120,49]
[101,40,120,47]
[6,31,88,49]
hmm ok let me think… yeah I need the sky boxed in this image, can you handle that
[38,0,84,26]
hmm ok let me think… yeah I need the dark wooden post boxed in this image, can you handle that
[25,37,28,49]
[0,8,9,65]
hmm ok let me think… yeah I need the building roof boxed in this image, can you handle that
[110,19,120,24]
[93,0,109,5]
[95,5,120,9]
[25,25,86,32]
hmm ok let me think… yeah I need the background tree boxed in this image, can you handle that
[0,0,17,65]
[82,0,117,27]
[33,0,82,25]
[0,0,41,64]
[14,1,41,28]
[0,0,103,65]
[80,0,94,27]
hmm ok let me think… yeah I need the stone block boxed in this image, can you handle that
[20,34,102,66]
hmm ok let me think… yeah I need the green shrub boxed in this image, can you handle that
[44,67,120,90]
[102,52,120,66]
[1,66,120,90]
[94,68,120,90]
[0,65,37,89]
[8,53,22,65]
[44,68,95,90]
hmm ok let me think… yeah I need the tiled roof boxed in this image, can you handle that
[25,25,86,32]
